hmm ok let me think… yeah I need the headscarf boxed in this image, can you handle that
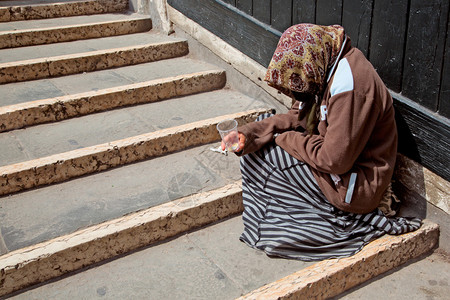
[264,23,345,97]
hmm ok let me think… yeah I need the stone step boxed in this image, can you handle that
[0,140,244,254]
[0,32,189,83]
[0,180,244,297]
[0,89,258,167]
[0,104,270,196]
[0,56,223,107]
[0,61,226,131]
[0,13,152,48]
[0,211,439,298]
[0,0,128,22]
[0,88,250,166]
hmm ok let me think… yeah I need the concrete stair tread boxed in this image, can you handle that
[0,0,128,22]
[0,31,189,83]
[3,215,314,299]
[0,0,125,8]
[0,108,269,197]
[0,90,266,166]
[0,143,242,253]
[0,31,181,64]
[0,0,92,5]
[0,5,136,48]
[0,12,149,32]
[0,56,223,107]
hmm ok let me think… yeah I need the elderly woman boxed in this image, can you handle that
[223,24,421,261]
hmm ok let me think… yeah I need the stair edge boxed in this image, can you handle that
[238,220,440,300]
[0,181,244,297]
[0,0,129,22]
[0,109,270,196]
[0,69,226,132]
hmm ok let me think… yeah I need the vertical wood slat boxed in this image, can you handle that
[271,0,292,32]
[369,0,408,92]
[293,0,316,24]
[316,0,343,25]
[342,0,373,57]
[402,0,449,112]
[253,0,271,24]
[221,0,236,6]
[439,19,450,118]
[236,0,252,15]
[271,0,293,32]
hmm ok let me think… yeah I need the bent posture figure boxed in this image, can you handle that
[224,23,421,261]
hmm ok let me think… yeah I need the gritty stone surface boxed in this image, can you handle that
[1,0,128,22]
[238,220,439,300]
[0,109,268,195]
[0,141,243,252]
[6,216,312,300]
[0,7,11,23]
[0,15,152,49]
[0,39,189,83]
[0,32,183,64]
[0,182,244,297]
[0,56,220,106]
[333,249,450,300]
[0,70,226,132]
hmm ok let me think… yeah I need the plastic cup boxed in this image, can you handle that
[217,119,239,152]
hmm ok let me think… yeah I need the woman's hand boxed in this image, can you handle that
[221,132,246,152]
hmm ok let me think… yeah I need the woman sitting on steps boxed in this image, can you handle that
[222,23,421,261]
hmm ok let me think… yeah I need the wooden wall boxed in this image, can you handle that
[168,0,450,181]
[220,0,449,117]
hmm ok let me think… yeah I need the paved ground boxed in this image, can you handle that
[335,198,450,299]
[335,249,449,300]
[7,216,314,299]
[5,210,448,300]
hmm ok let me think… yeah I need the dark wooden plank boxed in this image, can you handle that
[342,0,373,57]
[316,0,342,25]
[393,94,450,181]
[439,18,450,118]
[253,0,271,24]
[236,0,252,15]
[402,0,449,112]
[293,0,316,24]
[221,0,236,5]
[271,0,293,32]
[168,0,281,67]
[369,0,408,92]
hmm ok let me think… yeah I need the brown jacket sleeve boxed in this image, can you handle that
[274,90,380,174]
[237,101,306,155]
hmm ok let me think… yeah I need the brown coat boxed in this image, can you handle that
[238,47,397,214]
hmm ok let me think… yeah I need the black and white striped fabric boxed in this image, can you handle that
[239,113,422,261]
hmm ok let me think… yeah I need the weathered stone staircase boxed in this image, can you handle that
[0,1,442,299]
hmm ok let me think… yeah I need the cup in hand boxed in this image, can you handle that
[217,119,239,152]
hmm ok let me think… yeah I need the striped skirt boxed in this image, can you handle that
[239,114,421,261]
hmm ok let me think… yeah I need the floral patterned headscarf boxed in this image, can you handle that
[265,24,345,96]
